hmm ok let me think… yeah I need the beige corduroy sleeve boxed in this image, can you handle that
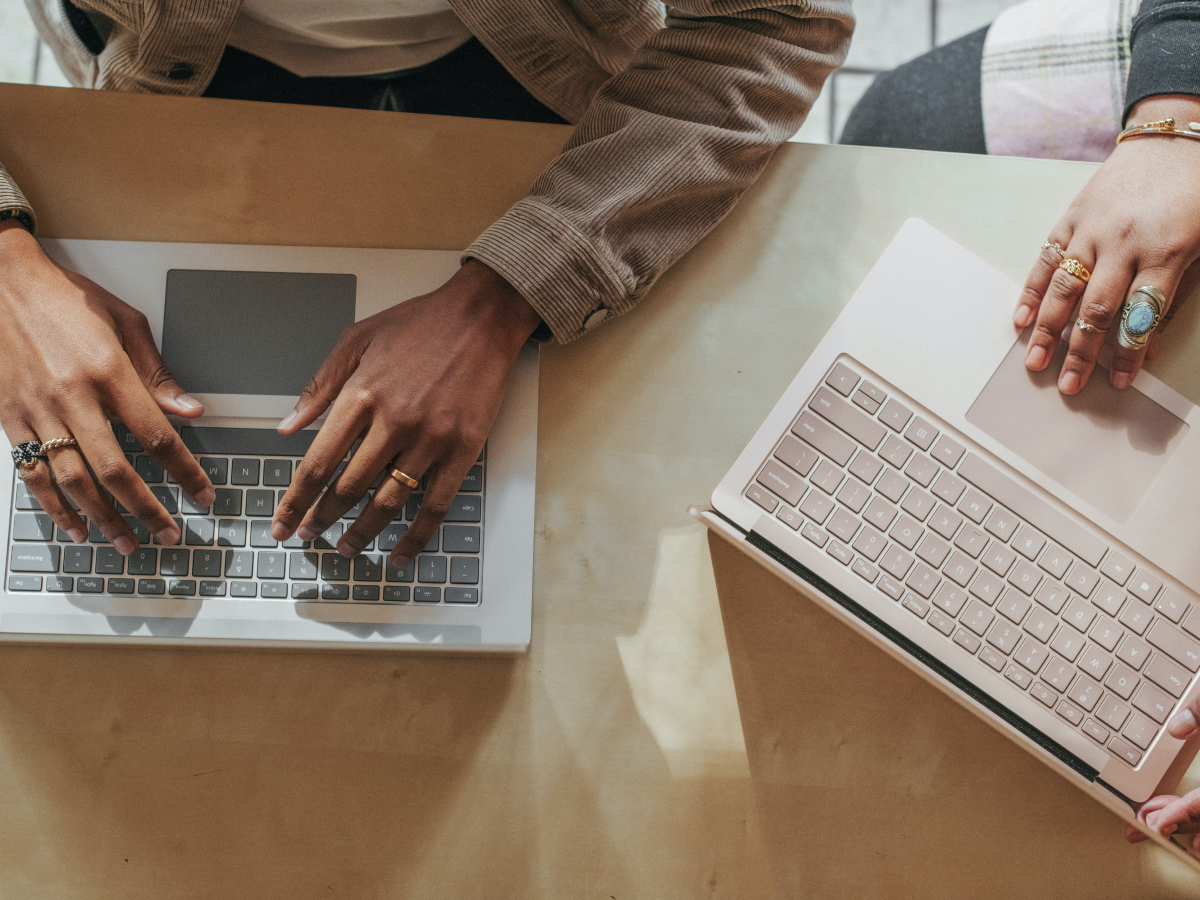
[465,1,853,343]
[0,162,35,231]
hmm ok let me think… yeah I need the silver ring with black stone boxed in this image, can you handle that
[1117,286,1167,351]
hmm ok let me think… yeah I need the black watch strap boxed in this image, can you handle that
[0,209,34,234]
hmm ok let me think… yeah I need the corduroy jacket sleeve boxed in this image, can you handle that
[464,1,853,342]
[0,161,35,230]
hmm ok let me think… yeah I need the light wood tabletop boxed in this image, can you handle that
[1,81,1198,898]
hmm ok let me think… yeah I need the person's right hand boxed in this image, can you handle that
[0,222,214,554]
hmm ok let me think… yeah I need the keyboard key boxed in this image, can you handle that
[901,592,930,618]
[931,584,968,617]
[930,434,965,468]
[245,489,275,517]
[848,451,884,485]
[1062,596,1096,632]
[348,554,381,583]
[128,548,157,576]
[986,620,1021,654]
[63,546,93,574]
[800,491,834,525]
[261,583,288,599]
[1145,653,1190,698]
[1108,736,1142,766]
[952,628,981,653]
[95,547,124,575]
[386,557,415,583]
[42,575,71,592]
[757,460,806,506]
[1007,559,1042,596]
[135,456,163,483]
[810,460,845,495]
[137,578,166,595]
[151,517,182,546]
[915,534,951,568]
[801,524,828,547]
[775,435,819,477]
[1067,675,1102,711]
[445,587,479,604]
[1077,644,1113,681]
[957,489,991,524]
[12,513,54,542]
[979,645,1005,671]
[180,493,210,516]
[450,557,480,584]
[851,557,879,583]
[321,554,351,582]
[1145,619,1200,672]
[1012,525,1046,561]
[792,411,856,466]
[1104,663,1140,700]
[824,362,859,397]
[928,506,962,541]
[7,575,41,591]
[1023,607,1058,643]
[877,574,904,600]
[1065,562,1100,598]
[874,470,909,505]
[1056,701,1085,726]
[1004,663,1032,689]
[200,580,227,597]
[1088,616,1123,653]
[14,482,42,510]
[415,586,442,603]
[836,479,871,514]
[878,398,913,432]
[9,543,60,573]
[321,583,350,600]
[1042,657,1075,692]
[827,541,852,565]
[879,435,912,468]
[1128,570,1162,604]
[192,549,222,578]
[1049,625,1086,662]
[858,380,887,406]
[905,563,939,599]
[931,471,966,505]
[1038,545,1073,580]
[1082,718,1110,744]
[168,579,196,596]
[852,389,880,414]
[107,577,134,594]
[997,589,1031,624]
[314,523,343,550]
[827,509,859,543]
[961,600,995,636]
[863,497,898,531]
[809,388,886,450]
[216,519,247,547]
[1154,588,1190,624]
[230,459,260,485]
[245,520,275,549]
[347,584,378,602]
[952,524,988,559]
[1123,711,1160,748]
[291,583,319,600]
[262,459,291,487]
[212,489,243,517]
[113,423,142,453]
[746,485,775,514]
[199,457,228,485]
[1091,580,1125,617]
[969,569,1004,605]
[899,488,935,521]
[160,549,189,576]
[445,495,482,523]
[1030,682,1056,707]
[944,552,977,588]
[148,486,178,515]
[1100,551,1136,586]
[928,609,955,635]
[904,417,938,451]
[185,518,215,546]
[1097,694,1131,730]
[289,552,319,580]
[1118,603,1152,636]
[223,550,254,579]
[983,508,1018,542]
[888,516,923,551]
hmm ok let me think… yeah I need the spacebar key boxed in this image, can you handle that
[957,454,1106,566]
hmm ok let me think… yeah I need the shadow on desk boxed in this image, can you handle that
[708,533,1197,899]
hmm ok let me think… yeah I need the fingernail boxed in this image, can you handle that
[392,554,412,570]
[198,487,216,506]
[114,535,136,555]
[175,393,202,411]
[297,524,317,541]
[271,522,290,542]
[337,538,357,558]
[1014,305,1035,327]
[1146,812,1161,830]
[156,526,179,546]
[278,408,300,432]
[1111,372,1132,390]
[1026,345,1047,370]
[68,527,86,544]
[1059,371,1080,394]
[1168,709,1198,738]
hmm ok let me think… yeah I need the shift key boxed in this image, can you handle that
[792,411,856,466]
[9,544,60,573]
[809,388,887,451]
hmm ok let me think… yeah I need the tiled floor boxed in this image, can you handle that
[0,0,1024,139]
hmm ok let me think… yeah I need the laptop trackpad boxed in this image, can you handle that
[966,331,1188,523]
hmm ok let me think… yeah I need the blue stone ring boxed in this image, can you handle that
[1117,286,1167,351]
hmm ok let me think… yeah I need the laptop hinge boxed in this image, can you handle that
[745,528,1100,785]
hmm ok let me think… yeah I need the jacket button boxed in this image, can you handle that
[167,63,194,81]
[582,308,609,331]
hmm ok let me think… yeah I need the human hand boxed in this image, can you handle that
[1122,699,1200,850]
[0,222,214,553]
[270,260,541,568]
[1014,95,1200,394]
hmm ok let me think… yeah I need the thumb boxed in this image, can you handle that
[1168,695,1200,740]
[122,311,204,417]
[278,325,365,433]
[1145,788,1200,838]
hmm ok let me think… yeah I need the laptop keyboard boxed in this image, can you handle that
[745,360,1200,769]
[7,425,483,607]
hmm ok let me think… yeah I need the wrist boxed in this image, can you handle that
[1127,95,1200,128]
[0,219,43,264]
[458,259,544,345]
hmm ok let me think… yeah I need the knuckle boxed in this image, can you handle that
[1079,299,1117,328]
[145,364,176,391]
[420,499,452,522]
[20,467,52,491]
[348,386,377,411]
[142,427,179,456]
[1032,321,1061,344]
[54,463,92,495]
[1048,269,1085,298]
[294,461,329,491]
[94,458,136,492]
[1064,348,1096,370]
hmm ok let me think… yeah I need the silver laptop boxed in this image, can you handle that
[699,219,1200,865]
[1,239,536,651]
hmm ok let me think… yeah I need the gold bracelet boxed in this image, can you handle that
[1116,117,1200,145]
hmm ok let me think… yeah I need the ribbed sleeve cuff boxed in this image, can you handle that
[0,163,36,232]
[1125,0,1200,122]
[464,198,630,344]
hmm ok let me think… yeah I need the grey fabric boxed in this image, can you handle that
[1125,0,1200,122]
[839,27,988,155]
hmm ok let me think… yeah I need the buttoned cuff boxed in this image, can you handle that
[0,164,36,233]
[464,198,629,344]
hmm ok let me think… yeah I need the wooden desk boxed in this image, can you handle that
[1,82,1197,897]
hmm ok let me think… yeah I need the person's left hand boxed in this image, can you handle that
[269,260,541,568]
[1014,95,1200,394]
[1125,789,1200,851]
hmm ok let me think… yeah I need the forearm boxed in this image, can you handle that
[467,2,853,343]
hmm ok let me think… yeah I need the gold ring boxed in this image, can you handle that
[1059,258,1091,283]
[389,469,420,489]
[1041,240,1066,259]
[1075,317,1107,335]
[39,436,78,453]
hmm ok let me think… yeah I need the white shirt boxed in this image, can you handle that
[228,0,474,78]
